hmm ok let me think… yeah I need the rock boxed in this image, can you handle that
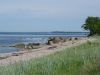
[47,41,54,45]
[75,37,79,40]
[52,37,60,43]
[26,43,41,49]
[47,37,67,45]
[68,38,72,41]
[10,43,41,49]
[69,37,78,41]
[12,44,25,49]
[27,43,40,46]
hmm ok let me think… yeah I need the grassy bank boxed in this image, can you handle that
[0,36,100,75]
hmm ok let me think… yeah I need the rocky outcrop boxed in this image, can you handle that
[10,44,25,49]
[10,37,80,49]
[26,43,40,49]
[47,37,67,45]
[47,37,80,45]
[11,43,41,49]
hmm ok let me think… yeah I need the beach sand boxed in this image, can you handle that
[0,38,90,66]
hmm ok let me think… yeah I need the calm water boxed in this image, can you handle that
[0,32,89,53]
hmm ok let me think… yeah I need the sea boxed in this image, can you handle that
[0,32,89,53]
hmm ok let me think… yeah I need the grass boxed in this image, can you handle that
[0,36,100,75]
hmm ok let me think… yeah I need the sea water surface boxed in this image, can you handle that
[0,32,89,53]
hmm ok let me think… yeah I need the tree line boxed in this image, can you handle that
[82,16,100,36]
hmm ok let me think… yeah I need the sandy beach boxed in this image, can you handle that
[0,38,90,66]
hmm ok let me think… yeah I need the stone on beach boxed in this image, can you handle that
[11,44,25,49]
[11,43,41,49]
[26,43,41,49]
[47,37,67,45]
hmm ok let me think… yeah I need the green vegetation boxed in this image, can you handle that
[82,16,100,35]
[0,36,100,75]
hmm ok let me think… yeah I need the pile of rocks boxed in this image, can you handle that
[10,44,25,48]
[10,37,80,49]
[47,37,67,45]
[11,43,41,49]
[26,43,40,49]
[47,37,80,45]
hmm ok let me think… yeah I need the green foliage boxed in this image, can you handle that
[82,16,100,35]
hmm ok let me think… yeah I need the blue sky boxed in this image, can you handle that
[0,0,100,32]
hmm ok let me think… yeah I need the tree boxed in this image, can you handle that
[82,16,100,35]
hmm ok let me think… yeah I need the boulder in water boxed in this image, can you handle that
[12,44,25,49]
[26,43,41,49]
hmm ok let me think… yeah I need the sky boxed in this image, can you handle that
[0,0,100,32]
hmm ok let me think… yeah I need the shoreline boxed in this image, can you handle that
[0,37,90,66]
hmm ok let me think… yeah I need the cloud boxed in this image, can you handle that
[0,1,64,13]
[0,0,100,18]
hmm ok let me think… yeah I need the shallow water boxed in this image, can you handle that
[0,32,89,53]
[0,47,20,53]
